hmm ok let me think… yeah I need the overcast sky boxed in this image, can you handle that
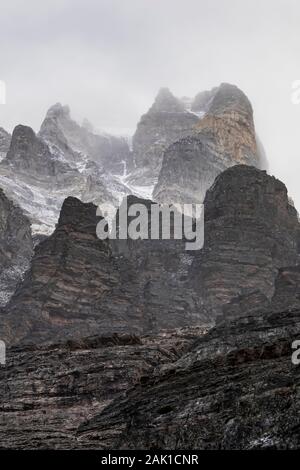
[0,0,300,206]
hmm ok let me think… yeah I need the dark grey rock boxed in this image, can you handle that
[0,188,33,306]
[191,165,300,317]
[0,127,11,159]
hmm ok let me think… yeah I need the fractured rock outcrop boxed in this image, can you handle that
[0,124,127,235]
[78,258,300,450]
[80,303,300,450]
[1,195,210,346]
[128,87,199,187]
[4,124,71,176]
[2,165,297,345]
[154,83,265,204]
[191,165,300,316]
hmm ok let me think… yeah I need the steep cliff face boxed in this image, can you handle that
[128,88,199,187]
[0,188,33,306]
[39,103,132,174]
[4,125,71,176]
[110,195,208,332]
[1,195,209,346]
[154,84,264,204]
[2,166,297,345]
[0,127,11,159]
[0,197,118,345]
[191,165,300,316]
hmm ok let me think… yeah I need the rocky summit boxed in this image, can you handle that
[0,120,130,235]
[128,87,199,187]
[39,102,132,174]
[153,83,264,204]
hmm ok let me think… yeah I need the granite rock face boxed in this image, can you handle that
[191,165,300,317]
[154,84,264,204]
[0,188,33,306]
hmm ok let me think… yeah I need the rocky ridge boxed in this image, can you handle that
[0,84,299,451]
[0,122,130,235]
[39,103,133,174]
[1,165,298,346]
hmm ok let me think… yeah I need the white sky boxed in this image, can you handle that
[0,0,300,206]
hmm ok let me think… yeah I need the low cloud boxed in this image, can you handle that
[0,0,300,207]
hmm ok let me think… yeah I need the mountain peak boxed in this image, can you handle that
[58,196,101,234]
[45,102,71,119]
[150,87,185,113]
[5,124,58,176]
[208,82,253,116]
